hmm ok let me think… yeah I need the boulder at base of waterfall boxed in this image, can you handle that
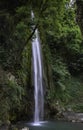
[21,127,29,130]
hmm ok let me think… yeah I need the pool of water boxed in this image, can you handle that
[17,121,83,130]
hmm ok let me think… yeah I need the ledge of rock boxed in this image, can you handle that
[62,112,83,123]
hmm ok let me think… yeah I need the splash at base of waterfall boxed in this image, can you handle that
[29,121,48,126]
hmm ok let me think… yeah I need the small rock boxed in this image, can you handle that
[21,127,29,130]
[72,120,75,123]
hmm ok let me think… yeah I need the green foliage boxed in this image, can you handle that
[0,75,24,122]
[0,0,83,122]
[17,42,31,86]
[73,104,83,112]
[8,80,24,106]
[62,76,83,110]
[39,0,83,112]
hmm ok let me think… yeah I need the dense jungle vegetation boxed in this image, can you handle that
[0,0,83,125]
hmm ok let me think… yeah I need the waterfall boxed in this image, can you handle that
[31,11,44,123]
[69,0,75,7]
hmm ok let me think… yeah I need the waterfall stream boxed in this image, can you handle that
[31,11,44,124]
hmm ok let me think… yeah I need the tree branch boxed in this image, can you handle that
[18,23,38,59]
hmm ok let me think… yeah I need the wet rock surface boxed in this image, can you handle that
[62,112,83,123]
[0,125,9,130]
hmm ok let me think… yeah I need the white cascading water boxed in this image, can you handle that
[69,0,75,7]
[31,11,44,124]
